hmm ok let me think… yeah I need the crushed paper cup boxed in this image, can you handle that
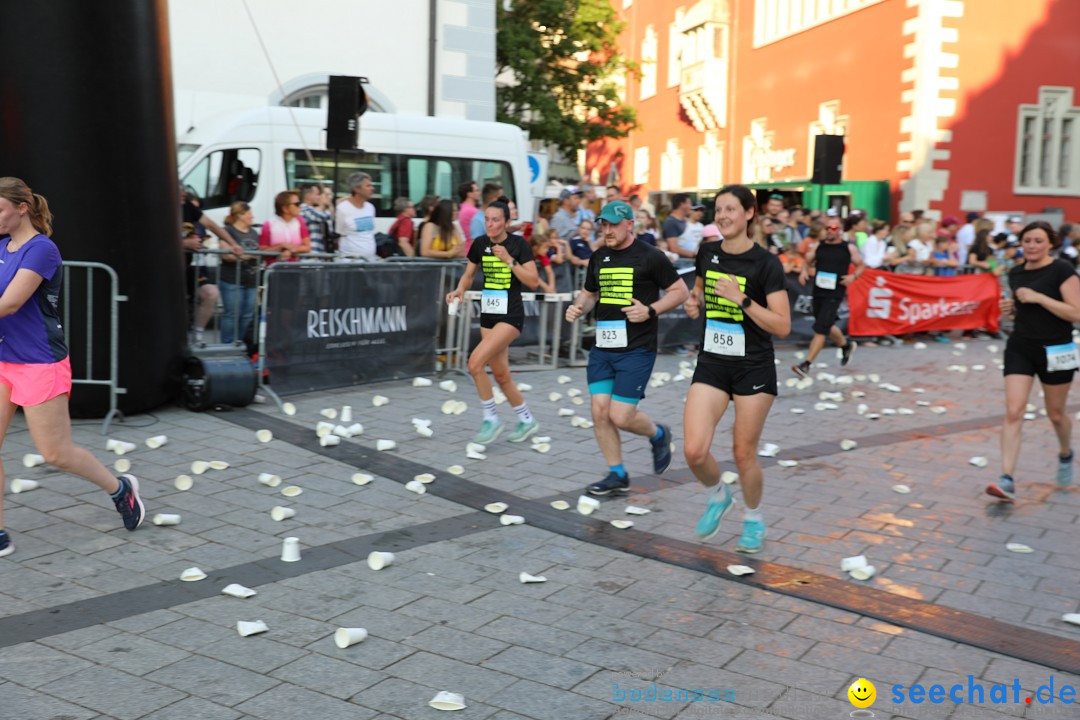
[930,406,947,415]
[334,627,368,648]
[368,551,394,570]
[567,388,582,398]
[519,572,547,583]
[865,413,881,420]
[625,506,650,515]
[255,429,273,443]
[727,565,755,576]
[282,402,297,415]
[1023,412,1037,421]
[484,502,508,514]
[550,500,570,510]
[790,408,805,414]
[784,378,798,388]
[320,408,338,419]
[571,397,584,406]
[446,465,465,476]
[1006,543,1034,553]
[795,378,813,390]
[972,364,986,371]
[152,513,181,526]
[492,389,507,405]
[412,418,433,428]
[347,423,364,436]
[758,443,780,457]
[868,373,881,383]
[180,567,207,582]
[721,471,739,485]
[1061,613,1080,626]
[892,484,911,494]
[988,344,1000,353]
[912,388,926,393]
[532,443,551,453]
[340,406,353,423]
[609,519,633,529]
[105,439,121,452]
[191,460,210,475]
[441,400,457,415]
[916,400,931,406]
[439,380,458,393]
[414,473,436,484]
[405,480,427,494]
[969,456,989,468]
[372,395,389,407]
[319,435,341,447]
[145,435,168,449]
[467,442,486,454]
[518,383,533,391]
[881,408,897,415]
[841,555,869,572]
[281,537,301,562]
[315,421,335,437]
[352,472,373,485]
[557,375,572,384]
[259,473,282,487]
[413,377,433,387]
[10,479,39,493]
[114,458,131,473]
[222,583,256,599]
[898,408,915,415]
[881,383,902,393]
[851,390,866,398]
[271,506,296,521]
[237,620,268,637]
[840,439,858,451]
[451,401,468,415]
[577,495,600,515]
[466,448,487,460]
[416,425,434,438]
[429,691,467,711]
[570,416,594,428]
[333,425,353,438]
[376,439,397,451]
[532,436,551,444]
[174,475,194,491]
[500,514,525,526]
[209,461,229,470]
[557,408,575,417]
[848,566,876,581]
[281,485,303,497]
[913,342,927,350]
[814,402,838,411]
[777,460,799,468]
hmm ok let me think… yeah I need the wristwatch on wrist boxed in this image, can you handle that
[648,305,657,319]
[741,296,752,309]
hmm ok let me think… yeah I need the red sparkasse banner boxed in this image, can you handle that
[848,269,1001,335]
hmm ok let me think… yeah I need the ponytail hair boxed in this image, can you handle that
[0,177,53,236]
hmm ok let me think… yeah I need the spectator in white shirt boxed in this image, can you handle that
[335,172,378,261]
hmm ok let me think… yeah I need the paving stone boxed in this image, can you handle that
[469,590,577,626]
[489,678,614,720]
[234,682,379,720]
[38,665,187,719]
[0,642,96,688]
[396,595,502,632]
[383,651,518,703]
[138,697,243,720]
[144,656,280,707]
[196,634,308,673]
[350,677,501,719]
[481,646,601,690]
[0,680,101,720]
[68,633,191,676]
[474,616,587,656]
[269,654,386,699]
[403,624,510,665]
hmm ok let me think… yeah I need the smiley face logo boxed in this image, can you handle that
[848,678,876,708]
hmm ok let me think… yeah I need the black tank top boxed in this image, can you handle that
[813,241,852,297]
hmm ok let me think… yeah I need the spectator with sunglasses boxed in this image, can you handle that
[260,190,311,266]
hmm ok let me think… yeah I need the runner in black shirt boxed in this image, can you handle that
[447,202,541,445]
[988,221,1080,501]
[683,185,791,554]
[565,201,688,495]
[792,219,863,377]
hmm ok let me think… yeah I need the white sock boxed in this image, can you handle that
[744,506,763,522]
[481,398,498,422]
[710,484,730,502]
[512,402,534,424]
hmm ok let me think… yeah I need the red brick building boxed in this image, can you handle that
[586,0,1080,222]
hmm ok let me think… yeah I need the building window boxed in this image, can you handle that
[667,11,684,88]
[1015,86,1080,196]
[640,26,658,100]
[661,139,683,191]
[634,147,650,186]
[698,132,724,190]
[753,0,885,47]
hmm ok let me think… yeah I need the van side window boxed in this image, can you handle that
[181,148,261,209]
[286,150,394,215]
[408,157,516,204]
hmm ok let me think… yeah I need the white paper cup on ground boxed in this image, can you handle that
[413,377,433,387]
[610,520,633,529]
[352,472,373,485]
[439,380,457,393]
[152,513,181,526]
[237,620,268,637]
[848,565,876,581]
[758,443,780,457]
[320,435,341,447]
[222,583,256,598]
[446,465,465,475]
[114,458,131,473]
[840,439,858,451]
[371,395,389,407]
[334,627,368,648]
[105,439,121,452]
[625,506,650,515]
[22,453,45,468]
[550,500,570,510]
[557,374,572,384]
[500,514,525,526]
[405,480,427,494]
[321,408,338,419]
[466,448,487,460]
[727,564,755,576]
[721,471,739,484]
[333,425,353,438]
[180,567,206,582]
[190,460,210,475]
[841,555,869,572]
[1006,542,1034,553]
[347,423,364,436]
[271,506,295,522]
[892,484,911,494]
[144,435,168,449]
[282,402,297,415]
[519,572,547,583]
[441,400,457,415]
[258,473,282,488]
[557,408,574,417]
[577,495,600,515]
[208,460,229,470]
[316,421,335,437]
[281,537,301,562]
[376,439,396,451]
[114,442,137,455]
[368,551,394,570]
[255,429,273,443]
[429,691,467,711]
[416,425,434,438]
[10,478,39,493]
[484,502,508,514]
[281,485,303,497]
[969,456,989,468]
[1062,613,1080,627]
[452,401,467,415]
[340,406,353,423]
[174,475,194,491]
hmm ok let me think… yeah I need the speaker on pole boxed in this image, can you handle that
[326,75,369,151]
[812,135,845,185]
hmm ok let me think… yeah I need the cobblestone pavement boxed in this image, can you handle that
[1,337,1078,719]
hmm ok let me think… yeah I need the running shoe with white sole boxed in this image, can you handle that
[791,361,810,379]
[0,530,13,558]
[735,517,766,553]
[651,423,673,474]
[695,488,736,541]
[506,419,539,443]
[841,340,857,367]
[587,471,630,496]
[985,475,1016,502]
[113,474,146,531]
[474,419,504,444]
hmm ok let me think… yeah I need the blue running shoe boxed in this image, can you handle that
[651,423,673,475]
[735,518,766,553]
[695,487,736,541]
[985,475,1016,502]
[587,471,629,496]
[507,419,539,443]
[1057,451,1074,487]
[0,530,13,558]
[474,419,504,444]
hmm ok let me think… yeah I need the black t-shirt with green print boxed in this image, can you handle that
[467,234,534,320]
[584,239,681,352]
[695,240,785,365]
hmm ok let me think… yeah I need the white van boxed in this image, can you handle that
[176,106,533,231]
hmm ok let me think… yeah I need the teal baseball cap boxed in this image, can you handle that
[598,200,634,224]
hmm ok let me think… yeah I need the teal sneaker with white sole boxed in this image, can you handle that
[506,419,539,443]
[735,517,766,553]
[474,419,504,444]
[695,487,736,541]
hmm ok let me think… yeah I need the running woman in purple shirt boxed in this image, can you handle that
[0,178,145,558]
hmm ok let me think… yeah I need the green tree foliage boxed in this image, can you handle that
[497,0,638,158]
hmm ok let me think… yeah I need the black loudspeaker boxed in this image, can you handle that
[182,344,257,411]
[812,135,845,184]
[326,75,369,150]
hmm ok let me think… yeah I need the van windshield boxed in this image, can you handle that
[177,143,200,166]
[181,148,262,209]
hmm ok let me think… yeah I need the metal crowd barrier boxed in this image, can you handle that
[60,261,126,434]
[456,290,573,372]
